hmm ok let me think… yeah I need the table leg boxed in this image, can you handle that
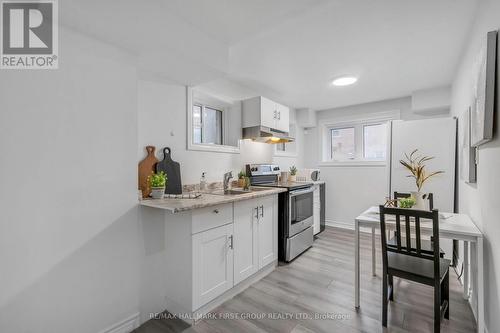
[371,227,376,276]
[477,237,484,333]
[355,219,360,308]
[463,241,469,300]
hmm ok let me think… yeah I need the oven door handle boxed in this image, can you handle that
[289,187,315,197]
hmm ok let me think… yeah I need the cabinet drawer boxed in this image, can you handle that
[192,203,233,234]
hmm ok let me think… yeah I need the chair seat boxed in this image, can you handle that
[388,252,450,281]
[387,237,445,257]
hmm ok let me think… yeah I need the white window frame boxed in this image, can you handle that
[187,87,240,154]
[318,110,400,167]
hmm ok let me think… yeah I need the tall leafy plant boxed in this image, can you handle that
[399,149,444,192]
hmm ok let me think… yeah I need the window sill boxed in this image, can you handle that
[319,160,387,167]
[187,142,240,154]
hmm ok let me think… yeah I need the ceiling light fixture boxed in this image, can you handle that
[331,76,358,86]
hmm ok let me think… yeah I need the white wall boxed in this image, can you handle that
[137,79,304,183]
[0,27,141,333]
[450,0,500,330]
[138,80,268,183]
[302,96,449,227]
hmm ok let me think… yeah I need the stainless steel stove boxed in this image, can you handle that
[246,164,314,262]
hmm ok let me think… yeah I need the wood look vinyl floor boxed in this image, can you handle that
[133,227,476,333]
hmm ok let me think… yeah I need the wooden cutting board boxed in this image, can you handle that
[138,146,159,198]
[156,147,182,194]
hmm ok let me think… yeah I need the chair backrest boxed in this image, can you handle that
[394,191,434,210]
[379,205,440,277]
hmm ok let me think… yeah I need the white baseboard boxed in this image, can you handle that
[99,313,140,333]
[325,220,353,230]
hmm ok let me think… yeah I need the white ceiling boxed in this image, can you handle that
[61,0,479,110]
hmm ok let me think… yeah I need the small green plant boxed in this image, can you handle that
[148,171,167,188]
[238,170,246,179]
[289,165,297,176]
[399,197,416,209]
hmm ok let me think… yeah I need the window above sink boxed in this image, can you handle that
[187,87,242,154]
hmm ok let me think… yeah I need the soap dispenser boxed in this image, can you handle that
[200,172,207,191]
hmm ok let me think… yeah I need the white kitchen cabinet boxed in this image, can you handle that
[242,96,290,132]
[234,195,277,284]
[192,223,234,309]
[275,102,290,132]
[260,96,277,129]
[154,194,278,324]
[257,195,277,268]
[233,199,259,284]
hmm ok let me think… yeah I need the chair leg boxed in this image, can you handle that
[388,274,394,301]
[444,271,450,319]
[434,282,441,333]
[382,272,388,327]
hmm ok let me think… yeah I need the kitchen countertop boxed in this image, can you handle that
[139,187,287,213]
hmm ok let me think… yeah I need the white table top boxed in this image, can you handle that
[356,206,483,239]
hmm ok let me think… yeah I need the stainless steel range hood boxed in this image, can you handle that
[242,126,294,144]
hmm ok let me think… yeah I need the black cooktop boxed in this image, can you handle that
[253,181,313,190]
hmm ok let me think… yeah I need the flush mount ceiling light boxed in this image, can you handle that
[331,76,358,86]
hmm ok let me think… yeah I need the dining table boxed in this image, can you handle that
[354,206,484,333]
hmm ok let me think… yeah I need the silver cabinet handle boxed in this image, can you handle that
[277,111,281,120]
[259,205,264,218]
[254,207,259,219]
[213,209,219,214]
[229,235,234,249]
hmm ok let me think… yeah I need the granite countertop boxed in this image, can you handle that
[139,187,287,213]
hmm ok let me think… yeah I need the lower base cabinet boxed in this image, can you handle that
[233,195,277,285]
[192,223,234,309]
[159,194,278,322]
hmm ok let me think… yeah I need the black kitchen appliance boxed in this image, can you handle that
[246,164,314,262]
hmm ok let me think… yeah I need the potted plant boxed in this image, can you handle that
[400,149,443,209]
[399,197,416,209]
[148,171,167,199]
[289,166,298,182]
[238,170,246,188]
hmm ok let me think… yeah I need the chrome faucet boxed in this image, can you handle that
[223,171,233,193]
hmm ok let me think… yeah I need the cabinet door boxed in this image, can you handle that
[313,185,321,235]
[275,103,289,132]
[258,196,277,268]
[192,223,234,309]
[260,96,277,129]
[233,199,259,285]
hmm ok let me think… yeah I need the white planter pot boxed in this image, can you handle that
[411,191,426,210]
[289,175,296,182]
[151,187,165,199]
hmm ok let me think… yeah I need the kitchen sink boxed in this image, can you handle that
[209,187,270,196]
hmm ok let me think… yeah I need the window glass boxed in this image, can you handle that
[363,123,387,160]
[330,127,355,160]
[192,104,223,145]
[203,106,222,145]
[192,104,202,144]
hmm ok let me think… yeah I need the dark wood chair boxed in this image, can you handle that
[379,205,450,332]
[390,192,444,258]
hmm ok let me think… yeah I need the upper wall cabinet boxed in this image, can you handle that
[242,96,290,133]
